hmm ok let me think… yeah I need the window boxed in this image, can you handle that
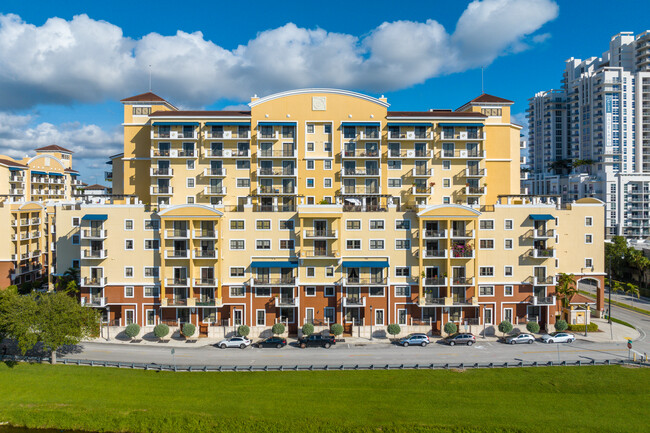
[230,267,245,277]
[325,266,334,277]
[484,307,493,325]
[72,217,80,227]
[230,240,245,250]
[305,286,316,296]
[125,239,134,250]
[324,160,332,170]
[504,266,513,277]
[398,309,407,325]
[395,240,410,250]
[504,285,514,296]
[306,178,315,188]
[255,287,271,297]
[375,309,385,326]
[186,178,195,188]
[324,124,332,134]
[443,160,451,170]
[144,239,159,250]
[504,239,513,249]
[346,220,361,230]
[144,267,159,278]
[280,240,295,249]
[124,267,134,278]
[370,240,384,250]
[346,240,361,250]
[230,220,245,230]
[144,286,159,297]
[443,197,450,204]
[125,286,134,298]
[504,219,513,230]
[144,219,159,230]
[256,220,271,230]
[585,217,593,226]
[307,124,314,134]
[585,258,593,268]
[369,287,385,297]
[395,220,410,230]
[306,159,315,169]
[256,240,271,250]
[230,286,245,297]
[479,286,494,296]
[503,308,512,324]
[395,267,410,277]
[395,286,411,297]
[324,286,335,297]
[72,234,80,245]
[443,178,451,188]
[256,310,266,326]
[72,259,80,269]
[236,160,250,169]
[388,178,402,188]
[585,234,593,244]
[324,178,332,188]
[186,160,194,170]
[280,220,294,230]
[479,220,494,230]
[132,106,151,116]
[146,310,156,326]
[479,267,494,277]
[306,267,315,277]
[479,239,494,249]
[236,178,250,188]
[186,196,194,204]
[324,307,335,324]
[369,220,384,230]
[124,220,134,230]
[387,160,401,170]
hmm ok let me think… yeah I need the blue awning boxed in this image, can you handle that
[152,122,199,126]
[48,172,63,176]
[386,122,433,127]
[342,260,389,268]
[206,122,251,126]
[31,171,47,175]
[340,121,381,126]
[257,121,297,126]
[250,260,299,268]
[68,172,80,176]
[438,123,483,127]
[81,214,108,221]
[529,214,555,221]
[8,167,24,171]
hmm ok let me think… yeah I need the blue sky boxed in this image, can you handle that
[0,0,649,182]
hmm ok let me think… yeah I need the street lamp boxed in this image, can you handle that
[584,302,588,337]
[369,305,373,341]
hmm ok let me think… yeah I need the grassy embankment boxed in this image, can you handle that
[0,363,648,433]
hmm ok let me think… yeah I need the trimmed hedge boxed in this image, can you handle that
[386,323,401,337]
[301,323,314,337]
[526,322,540,333]
[330,323,343,337]
[444,322,457,335]
[124,323,140,339]
[567,323,599,332]
[237,325,250,337]
[153,324,169,339]
[554,319,568,332]
[498,320,513,335]
[271,323,285,335]
[182,323,196,338]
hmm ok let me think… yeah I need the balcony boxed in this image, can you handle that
[464,168,486,177]
[355,130,380,140]
[151,130,197,140]
[81,296,106,307]
[258,186,296,195]
[303,230,338,239]
[387,149,434,159]
[388,131,433,140]
[342,168,380,176]
[193,278,217,287]
[530,295,557,306]
[420,296,450,306]
[422,249,447,259]
[203,186,227,195]
[164,249,189,259]
[342,186,380,195]
[82,249,108,259]
[165,229,189,239]
[150,149,196,158]
[253,277,296,286]
[203,168,227,177]
[453,296,479,306]
[204,148,251,158]
[423,277,447,286]
[166,278,189,287]
[258,131,280,140]
[344,277,387,286]
[192,249,217,259]
[423,229,446,239]
[342,296,366,307]
[532,229,555,239]
[341,149,380,158]
[440,132,485,140]
[31,217,40,225]
[274,297,300,308]
[529,248,555,259]
[257,168,297,177]
[411,186,432,195]
[81,229,107,240]
[451,230,474,239]
[530,276,555,285]
[440,150,486,158]
[193,230,218,239]
[411,168,433,177]
[9,189,24,195]
[451,277,474,286]
[206,130,250,140]
[196,297,223,307]
[151,186,173,195]
[462,186,486,196]
[258,150,296,158]
[9,175,25,182]
[150,168,174,177]
[301,249,338,258]
[83,277,107,287]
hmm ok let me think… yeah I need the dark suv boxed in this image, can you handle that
[442,333,476,346]
[298,334,336,348]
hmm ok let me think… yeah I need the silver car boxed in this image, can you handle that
[217,336,251,349]
[540,332,575,344]
[505,333,535,345]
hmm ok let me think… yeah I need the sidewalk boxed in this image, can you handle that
[571,318,639,343]
[581,285,650,313]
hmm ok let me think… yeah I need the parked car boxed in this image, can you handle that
[298,334,336,348]
[504,333,535,345]
[398,333,430,347]
[216,336,251,349]
[253,336,287,348]
[442,333,476,346]
[541,332,575,344]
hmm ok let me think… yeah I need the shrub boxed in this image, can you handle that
[271,323,285,335]
[444,322,457,335]
[237,325,250,337]
[526,322,540,334]
[154,323,169,339]
[387,323,401,338]
[124,323,140,339]
[554,319,568,332]
[182,323,196,338]
[302,323,314,337]
[498,320,513,336]
[567,323,599,332]
[330,323,343,337]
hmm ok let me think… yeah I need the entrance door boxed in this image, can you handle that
[233,309,243,326]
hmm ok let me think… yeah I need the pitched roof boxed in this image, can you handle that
[0,158,27,168]
[64,168,79,173]
[387,110,486,118]
[468,93,513,104]
[120,92,167,103]
[35,144,73,153]
[83,184,108,190]
[149,110,251,117]
[568,293,596,305]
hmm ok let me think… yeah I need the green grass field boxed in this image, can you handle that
[0,363,648,433]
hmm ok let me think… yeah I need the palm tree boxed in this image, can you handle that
[625,282,640,308]
[555,273,578,310]
[63,267,80,283]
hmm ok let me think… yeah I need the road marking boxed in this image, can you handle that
[522,349,627,354]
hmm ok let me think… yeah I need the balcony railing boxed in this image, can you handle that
[450,248,474,259]
[258,150,296,158]
[150,186,173,195]
[150,168,174,176]
[344,277,386,285]
[451,277,474,286]
[440,150,485,158]
[193,230,217,239]
[204,186,227,195]
[203,168,227,177]
[275,297,300,307]
[82,249,108,259]
[258,186,296,194]
[164,250,189,259]
[253,277,296,286]
[529,248,555,258]
[257,168,297,176]
[166,278,189,287]
[464,168,486,177]
[423,277,447,286]
[303,230,337,238]
[194,278,217,286]
[412,168,433,177]
[423,229,446,238]
[81,229,107,239]
[204,149,251,158]
[422,249,447,258]
[207,130,250,139]
[531,295,557,306]
[82,296,106,307]
[83,277,106,287]
[411,186,432,195]
[342,186,380,194]
[532,229,555,239]
[342,204,386,212]
[193,249,216,259]
[342,168,380,176]
[462,187,486,195]
[301,249,338,258]
[165,229,189,238]
[151,130,197,139]
[342,149,380,158]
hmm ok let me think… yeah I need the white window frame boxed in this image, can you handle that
[143,286,159,298]
[504,266,513,277]
[585,258,593,268]
[479,219,495,230]
[369,286,385,297]
[369,220,385,231]
[143,239,159,250]
[124,267,134,279]
[124,219,134,231]
[306,142,315,152]
[255,287,271,298]
[504,285,514,297]
[397,309,407,325]
[346,240,361,250]
[504,239,513,250]
[144,219,159,231]
[443,178,451,188]
[279,239,295,250]
[395,286,411,297]
[230,267,245,278]
[504,219,513,230]
[255,239,271,250]
[585,216,593,227]
[369,239,385,250]
[144,267,159,279]
[306,267,315,278]
[324,286,335,297]
[503,307,513,324]
[375,308,385,326]
[306,178,315,188]
[186,177,195,188]
[585,234,593,244]
[305,286,316,297]
[479,239,495,250]
[324,178,332,188]
[479,267,494,277]
[124,286,134,298]
[230,286,246,298]
[479,286,494,296]
[256,309,266,326]
[345,220,361,231]
[279,220,294,230]
[484,307,494,325]
[395,239,410,250]
[255,220,272,231]
[230,220,245,231]
[229,240,245,250]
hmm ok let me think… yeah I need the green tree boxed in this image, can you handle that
[526,321,540,334]
[301,323,314,337]
[271,323,285,336]
[386,323,401,338]
[154,324,169,339]
[182,323,196,338]
[555,273,578,308]
[554,319,568,332]
[498,320,513,337]
[237,325,250,337]
[443,322,457,335]
[125,323,140,339]
[330,323,343,338]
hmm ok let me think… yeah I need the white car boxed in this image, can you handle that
[217,336,251,349]
[505,333,536,345]
[540,332,575,344]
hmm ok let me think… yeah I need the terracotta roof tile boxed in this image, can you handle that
[387,111,486,118]
[35,144,73,153]
[120,92,167,102]
[0,158,27,168]
[149,110,251,117]
[569,293,596,305]
[83,184,108,190]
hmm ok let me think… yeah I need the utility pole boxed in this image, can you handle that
[369,306,373,341]
[608,255,613,340]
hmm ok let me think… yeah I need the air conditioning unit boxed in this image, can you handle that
[406,131,415,139]
[460,131,468,139]
[223,150,232,157]
[170,150,178,158]
[170,131,179,139]
[406,150,416,158]
[460,150,468,158]
[223,131,232,139]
